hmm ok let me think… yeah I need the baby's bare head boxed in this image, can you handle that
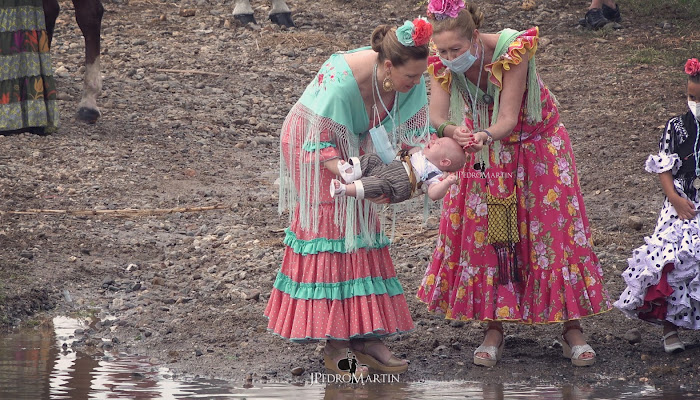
[424,136,467,172]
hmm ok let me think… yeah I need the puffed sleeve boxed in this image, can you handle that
[644,117,681,174]
[485,27,539,90]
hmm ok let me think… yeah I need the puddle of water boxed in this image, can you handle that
[0,316,698,399]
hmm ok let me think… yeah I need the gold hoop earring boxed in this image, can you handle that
[382,76,394,92]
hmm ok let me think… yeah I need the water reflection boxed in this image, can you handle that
[0,318,54,398]
[320,381,696,400]
[0,316,698,399]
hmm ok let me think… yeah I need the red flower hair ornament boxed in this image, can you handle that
[396,18,433,47]
[685,58,700,77]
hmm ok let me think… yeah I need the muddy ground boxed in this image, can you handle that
[2,0,700,393]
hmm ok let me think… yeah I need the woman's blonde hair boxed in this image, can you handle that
[429,2,484,40]
[371,25,429,66]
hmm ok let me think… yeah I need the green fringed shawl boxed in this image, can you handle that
[448,29,541,168]
[278,47,430,252]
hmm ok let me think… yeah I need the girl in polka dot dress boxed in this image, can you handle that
[615,58,700,353]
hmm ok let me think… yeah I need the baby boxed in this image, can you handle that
[330,136,467,202]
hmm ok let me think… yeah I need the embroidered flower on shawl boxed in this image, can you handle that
[396,18,433,47]
[427,0,465,20]
[685,58,700,77]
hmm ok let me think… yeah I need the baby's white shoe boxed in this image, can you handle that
[338,157,361,183]
[330,179,346,198]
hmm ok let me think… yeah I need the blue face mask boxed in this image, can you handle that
[440,42,478,74]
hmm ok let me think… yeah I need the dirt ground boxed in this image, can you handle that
[2,0,700,392]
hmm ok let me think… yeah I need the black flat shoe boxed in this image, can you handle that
[602,3,621,22]
[584,8,609,29]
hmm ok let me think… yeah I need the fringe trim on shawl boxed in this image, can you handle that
[446,29,542,170]
[279,103,430,251]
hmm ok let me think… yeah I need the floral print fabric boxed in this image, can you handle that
[0,0,58,132]
[417,29,611,324]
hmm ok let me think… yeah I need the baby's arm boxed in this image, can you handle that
[426,173,457,200]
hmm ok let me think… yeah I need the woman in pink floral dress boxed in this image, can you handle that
[417,0,612,367]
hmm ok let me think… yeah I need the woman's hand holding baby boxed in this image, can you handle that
[463,130,487,153]
[451,126,473,147]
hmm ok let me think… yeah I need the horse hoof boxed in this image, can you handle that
[270,12,295,28]
[234,13,257,25]
[77,107,101,124]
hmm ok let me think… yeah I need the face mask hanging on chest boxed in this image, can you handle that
[690,100,700,120]
[440,42,478,74]
[369,124,397,164]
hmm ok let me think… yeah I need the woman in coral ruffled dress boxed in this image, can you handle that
[417,0,612,367]
[266,19,433,378]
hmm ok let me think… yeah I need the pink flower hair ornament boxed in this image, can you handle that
[686,58,700,77]
[396,18,433,47]
[427,0,465,20]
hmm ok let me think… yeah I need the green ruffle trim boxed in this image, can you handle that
[284,228,390,255]
[302,141,335,152]
[273,272,404,300]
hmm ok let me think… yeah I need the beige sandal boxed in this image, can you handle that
[473,324,504,367]
[351,339,408,374]
[323,344,368,380]
[662,331,685,354]
[559,324,596,367]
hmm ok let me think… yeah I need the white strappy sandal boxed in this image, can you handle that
[560,325,596,367]
[329,179,346,198]
[338,157,361,183]
[662,331,685,354]
[473,324,504,367]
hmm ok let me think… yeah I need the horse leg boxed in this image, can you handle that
[233,0,257,25]
[42,0,60,47]
[72,0,104,124]
[269,0,294,28]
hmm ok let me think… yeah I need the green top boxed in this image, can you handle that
[299,46,428,135]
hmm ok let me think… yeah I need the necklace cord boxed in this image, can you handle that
[372,63,399,146]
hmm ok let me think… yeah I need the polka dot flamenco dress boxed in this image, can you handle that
[615,112,700,329]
